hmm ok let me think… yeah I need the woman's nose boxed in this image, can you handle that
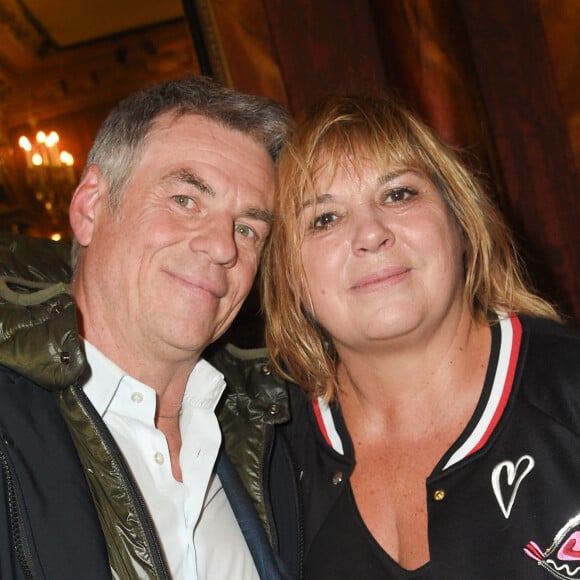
[351,209,393,255]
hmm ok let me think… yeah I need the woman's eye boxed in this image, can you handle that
[172,195,195,208]
[235,223,256,238]
[312,212,336,230]
[385,187,416,203]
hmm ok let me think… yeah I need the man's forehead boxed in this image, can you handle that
[147,113,273,166]
[150,112,252,144]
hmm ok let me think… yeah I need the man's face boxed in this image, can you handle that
[71,113,275,364]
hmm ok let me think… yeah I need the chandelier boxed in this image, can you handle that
[18,130,76,240]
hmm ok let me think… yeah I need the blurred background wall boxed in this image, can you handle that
[0,0,577,338]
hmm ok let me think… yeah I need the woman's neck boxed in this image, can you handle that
[336,318,491,437]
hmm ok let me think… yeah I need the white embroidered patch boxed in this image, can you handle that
[491,455,535,519]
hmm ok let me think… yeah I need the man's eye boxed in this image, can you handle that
[235,224,256,238]
[172,195,195,208]
[312,213,336,230]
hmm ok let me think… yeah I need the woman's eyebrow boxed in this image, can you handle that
[302,193,334,210]
[300,170,421,211]
[377,169,419,185]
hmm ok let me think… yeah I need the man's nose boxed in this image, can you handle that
[190,216,238,267]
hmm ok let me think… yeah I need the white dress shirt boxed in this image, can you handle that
[83,341,259,580]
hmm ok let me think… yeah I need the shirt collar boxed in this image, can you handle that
[82,340,226,417]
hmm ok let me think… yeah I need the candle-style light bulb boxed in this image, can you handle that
[60,151,74,166]
[18,136,32,151]
[47,131,59,145]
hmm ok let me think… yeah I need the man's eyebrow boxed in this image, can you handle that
[172,169,216,197]
[170,169,273,225]
[243,207,274,226]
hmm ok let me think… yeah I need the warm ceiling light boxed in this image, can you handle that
[45,131,59,147]
[18,136,32,151]
[60,151,74,166]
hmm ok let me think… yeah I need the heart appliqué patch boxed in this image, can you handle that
[491,455,535,519]
[559,532,580,561]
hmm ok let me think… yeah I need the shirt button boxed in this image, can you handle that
[331,471,343,485]
[131,392,143,404]
[433,489,445,501]
[154,452,165,465]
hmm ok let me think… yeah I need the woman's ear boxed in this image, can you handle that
[69,165,103,246]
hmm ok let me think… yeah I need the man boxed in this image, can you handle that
[0,76,291,579]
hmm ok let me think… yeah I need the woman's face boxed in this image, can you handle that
[298,156,468,355]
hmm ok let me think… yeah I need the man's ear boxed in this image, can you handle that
[69,164,104,246]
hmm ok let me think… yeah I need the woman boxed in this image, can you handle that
[262,94,580,579]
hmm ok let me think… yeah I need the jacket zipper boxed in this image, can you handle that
[70,385,170,579]
[262,424,279,551]
[0,444,40,580]
[291,449,305,579]
[265,426,305,580]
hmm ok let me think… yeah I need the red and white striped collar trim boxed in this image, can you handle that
[442,313,522,469]
[312,396,344,455]
[312,314,523,465]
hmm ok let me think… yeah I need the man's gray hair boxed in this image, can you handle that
[69,76,290,268]
[84,75,291,210]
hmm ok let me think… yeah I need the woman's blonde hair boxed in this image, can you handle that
[261,94,560,401]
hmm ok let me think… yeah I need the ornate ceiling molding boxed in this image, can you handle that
[1,20,197,128]
[0,0,46,69]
